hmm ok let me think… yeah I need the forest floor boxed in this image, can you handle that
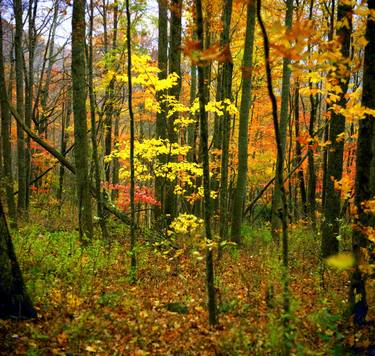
[1,211,374,355]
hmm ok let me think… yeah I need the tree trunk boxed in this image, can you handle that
[321,0,352,258]
[0,199,36,319]
[24,0,38,210]
[196,0,217,326]
[321,0,335,210]
[257,0,290,351]
[0,11,17,226]
[349,0,375,325]
[271,0,293,239]
[126,0,137,283]
[57,88,71,207]
[72,0,94,241]
[230,0,256,244]
[294,84,307,217]
[155,0,168,224]
[307,0,317,226]
[39,0,58,136]
[111,3,119,200]
[165,0,182,222]
[88,0,108,240]
[219,0,233,244]
[14,0,27,216]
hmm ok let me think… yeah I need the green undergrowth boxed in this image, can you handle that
[0,219,361,354]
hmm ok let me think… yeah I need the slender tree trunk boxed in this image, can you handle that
[165,0,182,222]
[39,0,58,136]
[112,111,120,199]
[57,90,71,207]
[72,0,93,241]
[230,0,256,244]
[188,65,197,163]
[304,0,317,226]
[24,0,38,210]
[294,84,307,216]
[14,0,27,216]
[126,0,137,283]
[111,3,119,200]
[349,0,374,325]
[0,199,36,319]
[271,0,293,239]
[88,0,108,240]
[155,0,168,223]
[218,0,233,244]
[0,12,17,226]
[321,0,335,209]
[257,0,290,352]
[321,0,352,258]
[195,0,217,326]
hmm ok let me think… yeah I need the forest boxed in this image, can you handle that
[0,0,374,353]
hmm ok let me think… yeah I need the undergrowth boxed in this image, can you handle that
[0,214,372,355]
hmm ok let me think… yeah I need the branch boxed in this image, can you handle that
[9,102,132,226]
[244,152,309,216]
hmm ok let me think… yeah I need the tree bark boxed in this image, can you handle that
[271,0,293,239]
[165,0,182,222]
[0,11,17,225]
[321,0,352,258]
[294,84,307,216]
[349,0,375,325]
[230,0,256,244]
[155,0,168,223]
[72,0,94,241]
[196,0,217,326]
[126,0,137,283]
[257,0,290,351]
[218,0,233,245]
[88,0,108,240]
[0,199,35,319]
[14,0,27,216]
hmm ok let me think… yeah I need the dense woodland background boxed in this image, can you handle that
[0,0,374,353]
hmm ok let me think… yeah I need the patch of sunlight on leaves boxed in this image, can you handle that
[325,252,354,270]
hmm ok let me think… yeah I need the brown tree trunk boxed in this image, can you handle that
[0,199,35,319]
[72,0,94,241]
[321,0,352,258]
[349,0,375,325]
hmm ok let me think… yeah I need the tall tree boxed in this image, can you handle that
[0,199,35,319]
[349,0,374,325]
[126,0,137,283]
[14,0,27,216]
[294,84,307,217]
[230,0,256,244]
[71,0,94,241]
[257,0,290,351]
[24,0,38,209]
[218,0,233,244]
[271,0,293,238]
[196,0,217,326]
[155,0,168,223]
[307,0,317,226]
[321,0,353,258]
[321,0,336,209]
[165,0,182,222]
[0,8,17,225]
[88,0,108,240]
[270,0,293,239]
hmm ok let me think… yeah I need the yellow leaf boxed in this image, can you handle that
[325,252,355,270]
[85,345,97,353]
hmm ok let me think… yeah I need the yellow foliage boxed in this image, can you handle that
[325,252,355,270]
[169,214,204,236]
